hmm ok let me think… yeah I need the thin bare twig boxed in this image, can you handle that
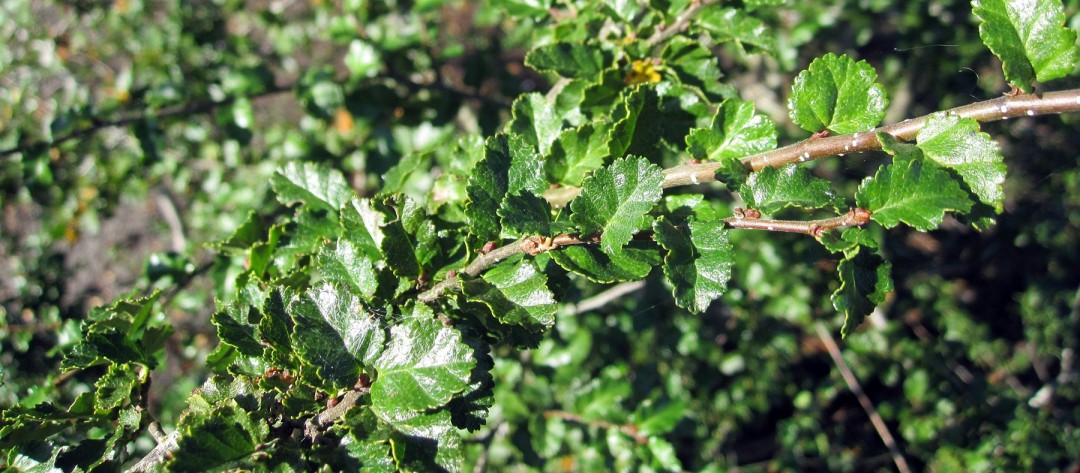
[723,208,871,237]
[645,0,720,47]
[814,321,911,473]
[544,410,649,444]
[571,280,646,315]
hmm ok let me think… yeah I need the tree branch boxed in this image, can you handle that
[723,208,870,237]
[662,88,1080,187]
[645,0,719,47]
[814,321,911,473]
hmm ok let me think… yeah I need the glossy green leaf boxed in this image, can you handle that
[570,156,664,254]
[740,164,842,214]
[388,410,464,472]
[526,41,611,79]
[212,303,264,357]
[819,227,878,253]
[550,243,660,283]
[340,197,386,261]
[856,157,973,231]
[499,192,553,237]
[271,161,353,212]
[378,195,436,279]
[169,401,268,471]
[290,284,386,390]
[832,247,893,337]
[788,53,888,134]
[317,239,379,298]
[916,112,1006,211]
[466,134,546,241]
[696,7,777,55]
[546,123,610,186]
[61,292,167,370]
[972,0,1079,92]
[94,364,140,412]
[371,310,475,415]
[345,39,382,80]
[654,218,734,313]
[661,36,726,96]
[462,259,557,341]
[510,93,563,156]
[608,87,697,160]
[686,99,777,161]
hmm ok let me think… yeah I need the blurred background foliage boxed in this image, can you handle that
[1,0,1078,470]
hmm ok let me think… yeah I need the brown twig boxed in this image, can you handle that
[723,208,871,237]
[660,88,1080,188]
[645,0,720,47]
[544,410,649,444]
[814,321,911,473]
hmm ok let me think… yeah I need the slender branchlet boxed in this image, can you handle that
[723,208,871,237]
[662,88,1080,188]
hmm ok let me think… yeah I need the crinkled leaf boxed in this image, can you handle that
[916,112,1006,211]
[377,195,436,279]
[526,41,611,79]
[62,292,166,370]
[831,247,893,337]
[856,157,973,231]
[169,401,268,471]
[609,87,697,160]
[696,7,777,55]
[550,242,660,283]
[715,156,752,192]
[819,227,878,253]
[213,211,266,253]
[371,310,475,416]
[653,218,734,313]
[661,36,726,96]
[973,0,1079,92]
[499,192,553,237]
[94,364,140,412]
[788,53,888,134]
[461,259,556,344]
[271,161,353,212]
[466,134,546,241]
[510,93,563,156]
[570,156,664,254]
[740,164,842,214]
[212,303,264,357]
[317,239,379,298]
[341,197,386,260]
[686,99,777,161]
[388,410,463,472]
[290,284,386,390]
[546,123,610,186]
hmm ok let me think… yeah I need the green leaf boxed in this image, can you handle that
[62,292,167,370]
[526,41,611,79]
[94,364,140,412]
[831,247,893,337]
[788,53,888,134]
[546,123,610,186]
[212,303,264,357]
[271,161,353,212]
[290,284,386,390]
[378,195,436,279]
[608,87,697,160]
[340,197,386,261]
[510,93,563,156]
[550,243,660,283]
[461,259,557,344]
[345,39,382,80]
[498,192,553,237]
[466,134,546,241]
[660,36,726,97]
[915,112,1006,211]
[696,7,777,55]
[388,410,464,472]
[740,164,842,214]
[856,157,973,231]
[570,156,664,254]
[686,99,777,161]
[973,0,1079,92]
[169,401,268,471]
[653,218,735,313]
[371,310,475,416]
[819,227,878,253]
[317,239,380,299]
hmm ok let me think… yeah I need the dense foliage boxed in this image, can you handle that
[2,0,1079,471]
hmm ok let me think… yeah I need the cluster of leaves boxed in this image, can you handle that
[2,0,1080,471]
